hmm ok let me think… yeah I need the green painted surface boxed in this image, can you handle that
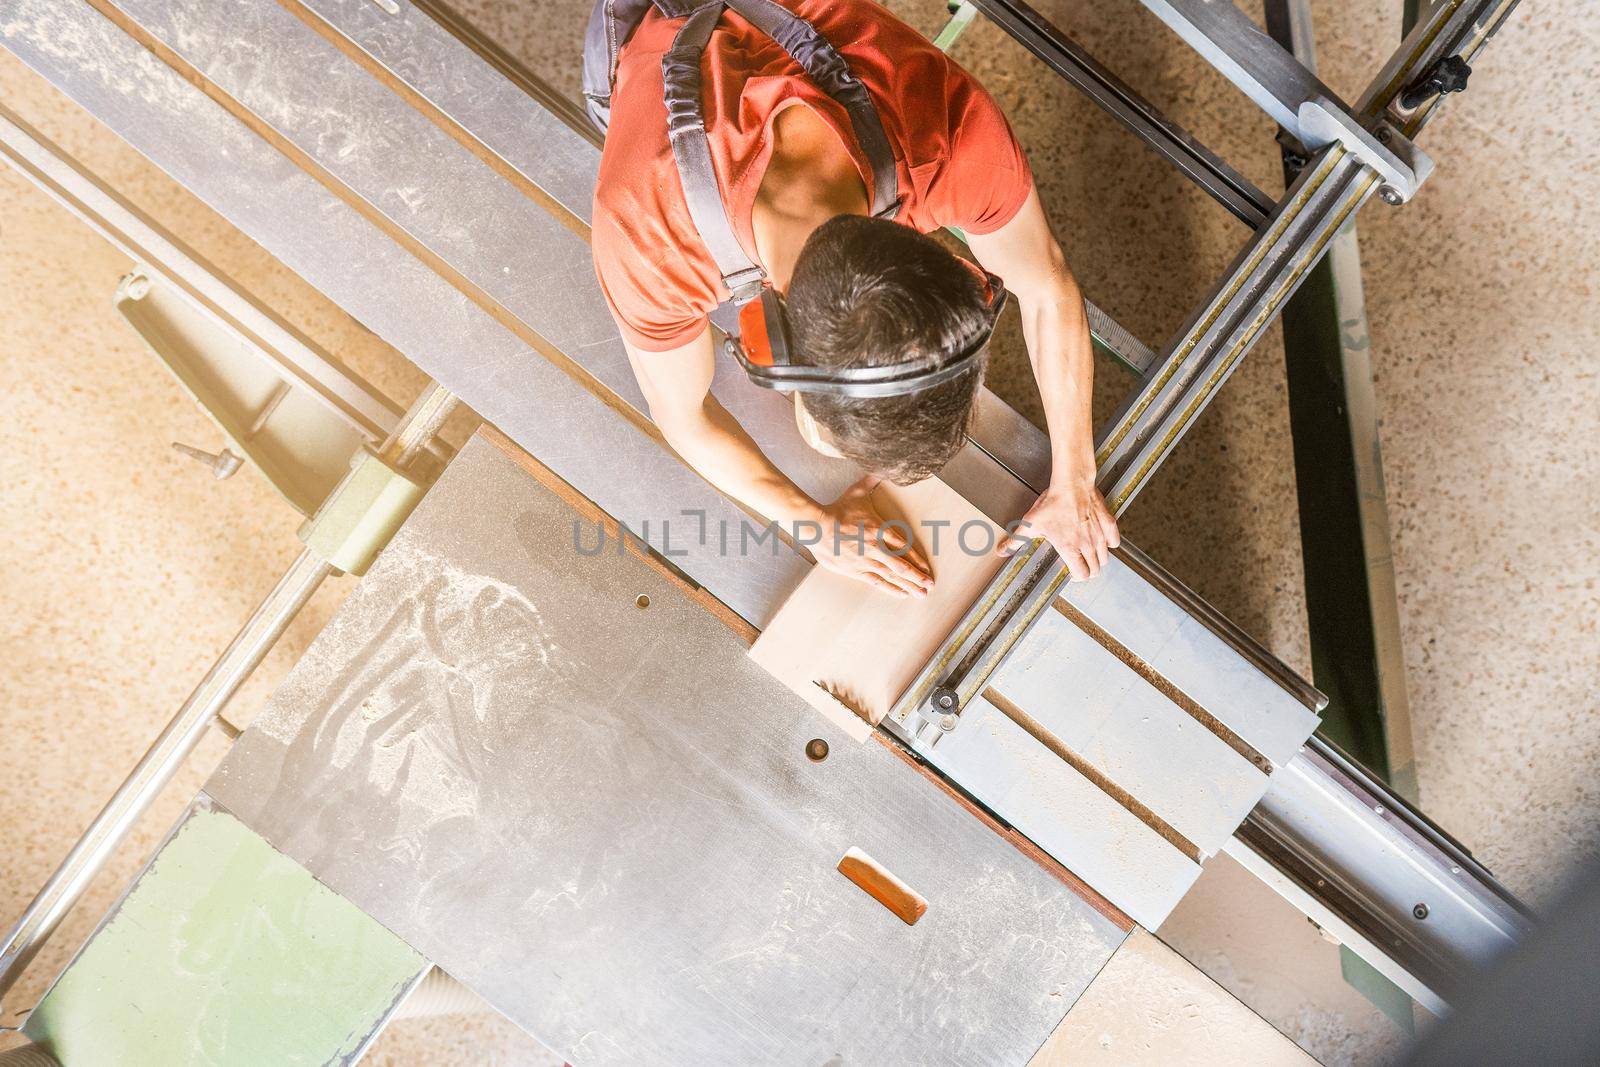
[932,1,978,51]
[1340,943,1416,1036]
[25,800,426,1066]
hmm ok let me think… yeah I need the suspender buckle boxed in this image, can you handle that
[723,268,767,306]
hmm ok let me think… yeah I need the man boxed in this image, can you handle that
[589,0,1119,598]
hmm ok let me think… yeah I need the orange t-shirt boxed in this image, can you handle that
[591,0,1034,352]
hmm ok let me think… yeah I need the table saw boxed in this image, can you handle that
[0,0,1535,1062]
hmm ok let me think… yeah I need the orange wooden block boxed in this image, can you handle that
[836,846,928,926]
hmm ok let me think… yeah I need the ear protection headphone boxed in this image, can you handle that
[724,265,1008,400]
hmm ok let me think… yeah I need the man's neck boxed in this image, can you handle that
[752,104,869,292]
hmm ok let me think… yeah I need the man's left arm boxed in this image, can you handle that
[966,184,1120,580]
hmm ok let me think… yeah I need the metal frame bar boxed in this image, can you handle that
[1093,140,1376,515]
[1135,0,1344,140]
[931,0,1533,1005]
[1236,735,1530,1011]
[0,105,402,444]
[958,0,1274,227]
[0,379,458,1006]
[1262,0,1416,793]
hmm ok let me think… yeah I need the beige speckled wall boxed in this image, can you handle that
[1,2,1594,1065]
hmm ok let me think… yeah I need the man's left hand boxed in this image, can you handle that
[997,478,1121,581]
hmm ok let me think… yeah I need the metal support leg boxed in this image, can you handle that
[0,382,456,1007]
[0,550,332,1005]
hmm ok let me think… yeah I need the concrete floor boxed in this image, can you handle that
[0,1,1595,1064]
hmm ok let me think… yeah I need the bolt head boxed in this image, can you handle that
[1413,902,1430,920]
[1379,186,1404,206]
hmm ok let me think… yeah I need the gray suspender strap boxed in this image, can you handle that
[662,4,766,305]
[660,0,901,311]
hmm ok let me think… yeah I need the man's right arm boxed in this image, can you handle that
[623,325,932,598]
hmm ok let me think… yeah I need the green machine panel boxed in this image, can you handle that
[25,797,427,1066]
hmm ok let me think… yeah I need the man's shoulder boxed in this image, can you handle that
[592,91,675,238]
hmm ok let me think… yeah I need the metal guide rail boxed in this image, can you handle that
[0,0,1531,1020]
[882,530,1323,929]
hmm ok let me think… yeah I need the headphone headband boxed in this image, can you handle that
[728,268,1006,399]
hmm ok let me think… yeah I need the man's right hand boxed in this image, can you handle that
[809,475,933,599]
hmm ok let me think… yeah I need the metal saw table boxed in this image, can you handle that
[205,429,1131,1064]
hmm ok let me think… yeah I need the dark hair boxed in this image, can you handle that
[785,215,992,485]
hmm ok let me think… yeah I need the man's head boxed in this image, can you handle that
[785,215,993,485]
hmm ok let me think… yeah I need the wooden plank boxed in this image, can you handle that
[932,695,1203,930]
[749,477,1008,732]
[993,608,1270,857]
